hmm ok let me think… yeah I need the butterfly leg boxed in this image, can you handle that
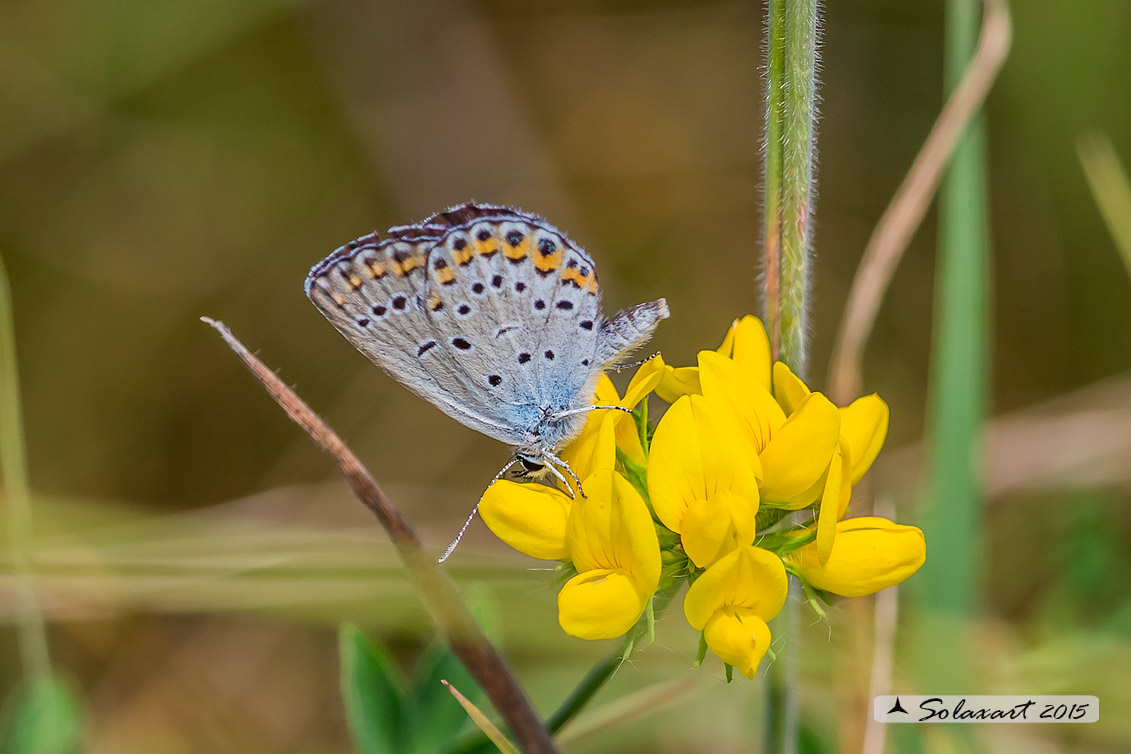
[543,450,585,498]
[438,456,521,564]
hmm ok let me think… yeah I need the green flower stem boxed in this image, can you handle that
[772,0,819,378]
[763,0,820,752]
[0,252,51,680]
[545,645,624,735]
[762,0,785,354]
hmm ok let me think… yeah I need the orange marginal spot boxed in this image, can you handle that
[435,265,456,285]
[560,267,586,288]
[348,274,363,290]
[504,237,530,261]
[368,261,386,278]
[454,246,474,265]
[400,255,424,275]
[587,275,598,294]
[332,293,347,307]
[427,292,443,311]
[534,249,564,273]
[475,240,500,259]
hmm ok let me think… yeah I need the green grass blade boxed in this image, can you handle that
[900,0,992,750]
[0,252,50,680]
[1078,132,1131,278]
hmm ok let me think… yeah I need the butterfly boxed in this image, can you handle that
[305,203,669,556]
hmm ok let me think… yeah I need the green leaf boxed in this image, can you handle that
[632,398,650,457]
[407,642,480,754]
[0,675,81,754]
[339,624,405,754]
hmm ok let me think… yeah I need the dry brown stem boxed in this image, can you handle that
[828,0,1012,404]
[201,317,558,754]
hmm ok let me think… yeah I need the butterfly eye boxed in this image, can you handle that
[518,457,544,474]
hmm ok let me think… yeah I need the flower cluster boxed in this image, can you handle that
[480,316,925,678]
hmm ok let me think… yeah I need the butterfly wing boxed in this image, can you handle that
[305,218,525,445]
[414,206,605,436]
[306,203,668,452]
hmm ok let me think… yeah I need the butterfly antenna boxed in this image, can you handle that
[609,351,661,372]
[438,457,519,564]
[544,451,585,498]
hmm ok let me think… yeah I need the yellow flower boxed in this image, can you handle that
[481,416,660,640]
[684,546,788,679]
[559,471,662,639]
[698,350,841,507]
[647,395,760,568]
[772,362,890,562]
[772,362,889,487]
[652,315,772,403]
[480,412,618,560]
[785,517,925,597]
[715,315,773,393]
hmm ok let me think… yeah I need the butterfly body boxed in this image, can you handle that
[305,203,668,469]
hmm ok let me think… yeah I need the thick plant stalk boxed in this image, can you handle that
[776,0,819,379]
[203,318,559,754]
[762,1,820,753]
[0,252,51,681]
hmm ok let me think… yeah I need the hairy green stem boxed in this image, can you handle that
[0,252,51,680]
[763,1,820,752]
[776,0,819,377]
[763,0,785,355]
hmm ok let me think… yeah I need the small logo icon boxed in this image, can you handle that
[887,697,909,715]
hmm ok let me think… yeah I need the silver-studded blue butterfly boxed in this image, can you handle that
[305,203,669,556]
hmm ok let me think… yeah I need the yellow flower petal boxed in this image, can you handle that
[815,441,848,565]
[679,490,758,568]
[786,517,926,597]
[716,316,772,393]
[559,411,618,494]
[655,361,702,403]
[758,392,841,505]
[698,350,784,455]
[558,568,647,640]
[772,361,811,416]
[480,480,571,561]
[622,357,666,407]
[567,471,661,589]
[702,607,772,679]
[684,546,788,629]
[647,395,759,536]
[594,374,621,405]
[839,394,889,485]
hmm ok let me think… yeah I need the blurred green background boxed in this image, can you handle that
[1,1,1129,752]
